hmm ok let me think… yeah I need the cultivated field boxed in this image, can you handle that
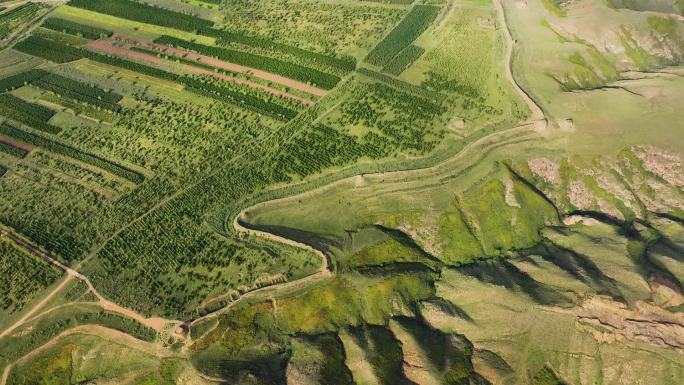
[0,0,682,384]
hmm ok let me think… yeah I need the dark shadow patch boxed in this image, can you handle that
[372,224,444,267]
[538,239,625,302]
[294,333,355,385]
[421,297,474,323]
[457,259,570,306]
[347,324,418,385]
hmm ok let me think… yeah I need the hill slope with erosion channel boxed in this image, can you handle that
[0,0,683,384]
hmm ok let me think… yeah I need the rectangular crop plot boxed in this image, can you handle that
[383,45,425,75]
[68,0,213,32]
[0,94,60,135]
[31,70,123,111]
[42,17,113,40]
[0,3,45,39]
[210,30,356,73]
[13,36,86,63]
[0,123,144,184]
[154,36,341,90]
[0,69,46,92]
[0,236,62,313]
[365,5,439,67]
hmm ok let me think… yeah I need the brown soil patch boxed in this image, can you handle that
[0,136,34,152]
[528,157,560,185]
[184,66,314,105]
[86,40,163,64]
[112,34,327,97]
[576,296,684,352]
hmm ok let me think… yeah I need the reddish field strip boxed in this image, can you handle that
[86,40,315,105]
[112,34,327,97]
[184,66,314,106]
[87,39,163,64]
[0,136,34,152]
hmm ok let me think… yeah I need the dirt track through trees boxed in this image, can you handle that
[0,229,172,335]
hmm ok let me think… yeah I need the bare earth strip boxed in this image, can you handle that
[86,39,317,104]
[0,136,34,152]
[184,66,315,106]
[112,34,328,97]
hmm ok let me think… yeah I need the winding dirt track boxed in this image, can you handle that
[0,229,172,336]
[0,0,549,379]
[493,0,547,129]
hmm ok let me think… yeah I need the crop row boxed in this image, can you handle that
[13,35,86,63]
[0,94,60,135]
[31,70,123,111]
[0,2,44,39]
[0,123,145,184]
[42,17,113,40]
[154,35,341,90]
[383,44,425,75]
[68,0,213,32]
[357,68,444,101]
[68,0,349,75]
[209,29,356,73]
[15,37,300,119]
[0,164,6,177]
[184,76,298,121]
[0,141,28,158]
[365,5,439,67]
[0,69,46,92]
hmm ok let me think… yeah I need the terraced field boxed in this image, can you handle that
[0,0,682,384]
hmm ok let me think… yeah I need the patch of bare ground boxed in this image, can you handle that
[575,296,684,352]
[87,39,163,64]
[528,157,561,186]
[504,179,521,208]
[568,180,596,210]
[389,319,441,385]
[112,34,327,97]
[650,275,684,308]
[633,145,684,188]
[562,215,601,226]
[184,66,314,105]
[0,136,34,152]
[595,168,641,215]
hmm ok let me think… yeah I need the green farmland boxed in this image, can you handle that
[0,0,682,384]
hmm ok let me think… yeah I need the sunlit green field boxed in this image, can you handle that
[0,0,682,384]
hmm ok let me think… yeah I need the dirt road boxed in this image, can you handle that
[493,0,547,129]
[188,214,333,326]
[0,229,172,334]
